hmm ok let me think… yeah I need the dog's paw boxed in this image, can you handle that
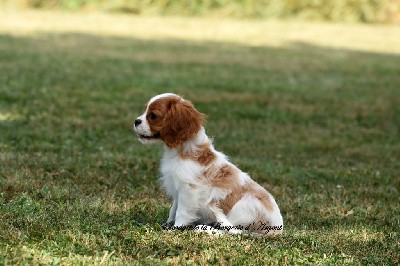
[194,225,224,236]
[225,228,242,235]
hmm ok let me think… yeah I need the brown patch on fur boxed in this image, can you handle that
[218,183,274,214]
[202,163,240,187]
[146,96,204,148]
[189,183,197,189]
[196,144,216,165]
[211,164,240,188]
[204,164,274,214]
[179,143,216,166]
[218,185,247,214]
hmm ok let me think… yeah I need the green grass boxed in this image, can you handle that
[1,11,400,265]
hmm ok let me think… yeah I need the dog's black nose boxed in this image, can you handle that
[134,119,142,127]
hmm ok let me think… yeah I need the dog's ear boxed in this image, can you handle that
[160,99,204,148]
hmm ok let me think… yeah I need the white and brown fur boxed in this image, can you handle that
[133,93,283,236]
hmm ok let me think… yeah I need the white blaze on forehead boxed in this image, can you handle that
[148,93,181,106]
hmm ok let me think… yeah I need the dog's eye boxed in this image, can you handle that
[149,112,157,120]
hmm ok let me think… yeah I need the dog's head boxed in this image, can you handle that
[133,93,204,148]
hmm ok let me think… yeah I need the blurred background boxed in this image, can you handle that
[1,0,400,23]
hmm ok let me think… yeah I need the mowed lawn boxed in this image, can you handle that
[0,11,399,265]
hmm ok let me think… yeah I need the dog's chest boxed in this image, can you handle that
[160,150,204,195]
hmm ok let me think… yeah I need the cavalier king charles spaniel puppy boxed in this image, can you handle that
[133,93,283,236]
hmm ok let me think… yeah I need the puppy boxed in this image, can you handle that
[133,93,283,236]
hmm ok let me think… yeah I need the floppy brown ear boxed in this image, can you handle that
[160,100,204,148]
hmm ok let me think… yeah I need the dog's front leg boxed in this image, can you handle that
[166,199,177,224]
[173,189,198,227]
